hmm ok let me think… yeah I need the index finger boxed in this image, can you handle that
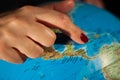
[34,7,88,44]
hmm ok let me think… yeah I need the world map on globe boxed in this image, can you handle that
[0,3,120,80]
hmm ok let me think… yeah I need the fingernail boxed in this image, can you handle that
[80,33,88,43]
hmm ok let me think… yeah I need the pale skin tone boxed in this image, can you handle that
[0,0,104,64]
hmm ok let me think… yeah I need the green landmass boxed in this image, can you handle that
[99,43,120,80]
[99,42,120,68]
[51,28,62,33]
[41,38,120,80]
[103,60,120,80]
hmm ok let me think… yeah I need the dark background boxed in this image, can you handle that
[103,0,120,18]
[0,0,120,18]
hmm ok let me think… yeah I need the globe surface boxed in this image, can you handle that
[0,3,120,80]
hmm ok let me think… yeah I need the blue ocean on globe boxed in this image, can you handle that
[0,3,120,80]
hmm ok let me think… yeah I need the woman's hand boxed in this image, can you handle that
[0,0,88,63]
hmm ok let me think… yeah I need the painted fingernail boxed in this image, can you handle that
[80,33,88,43]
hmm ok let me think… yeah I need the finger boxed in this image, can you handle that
[41,0,75,13]
[26,22,56,47]
[0,44,26,64]
[10,36,44,58]
[35,9,88,44]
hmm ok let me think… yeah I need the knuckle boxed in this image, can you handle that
[0,14,22,26]
[19,5,33,13]
[29,49,44,58]
[2,29,16,40]
[46,34,56,47]
[5,15,23,26]
[9,17,21,25]
[60,14,69,20]
[59,14,70,26]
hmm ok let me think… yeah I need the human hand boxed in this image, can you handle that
[0,0,88,63]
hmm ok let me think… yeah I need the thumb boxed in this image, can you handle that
[41,0,75,13]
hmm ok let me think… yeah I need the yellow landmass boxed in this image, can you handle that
[94,34,99,39]
[41,43,93,60]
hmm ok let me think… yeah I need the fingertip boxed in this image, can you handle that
[62,0,75,13]
[29,48,44,59]
[80,33,89,43]
[53,0,75,13]
[70,32,88,44]
[64,0,75,9]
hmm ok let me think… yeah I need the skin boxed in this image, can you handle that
[0,0,86,64]
[0,0,104,64]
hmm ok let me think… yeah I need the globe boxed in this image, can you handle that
[0,3,120,80]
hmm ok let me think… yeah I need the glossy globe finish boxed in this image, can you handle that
[0,3,120,80]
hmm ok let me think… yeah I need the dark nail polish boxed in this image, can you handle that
[80,33,88,43]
